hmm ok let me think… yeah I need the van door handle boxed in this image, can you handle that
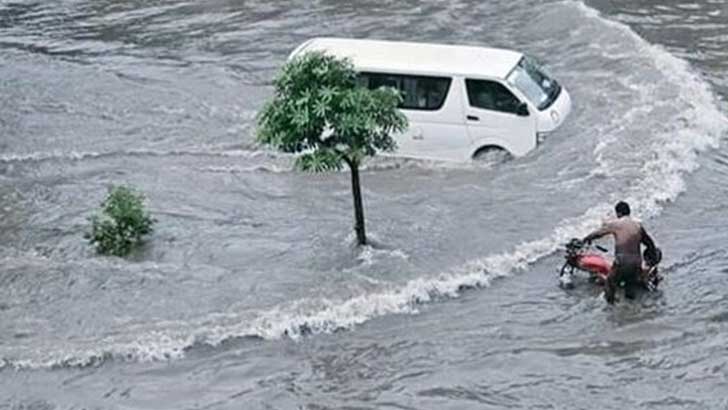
[412,130,424,140]
[467,115,479,121]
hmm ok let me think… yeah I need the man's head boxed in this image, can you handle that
[615,201,631,217]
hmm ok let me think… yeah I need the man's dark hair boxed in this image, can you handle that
[615,201,631,217]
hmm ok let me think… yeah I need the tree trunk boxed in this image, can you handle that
[346,157,367,246]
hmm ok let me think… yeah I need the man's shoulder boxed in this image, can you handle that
[609,216,642,230]
[603,217,620,228]
[626,217,645,232]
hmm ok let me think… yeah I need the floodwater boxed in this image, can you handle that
[1,0,727,408]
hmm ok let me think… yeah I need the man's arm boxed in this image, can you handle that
[640,226,656,252]
[583,224,612,243]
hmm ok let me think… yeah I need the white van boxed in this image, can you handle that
[289,38,572,162]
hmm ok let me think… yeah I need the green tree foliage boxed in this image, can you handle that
[85,185,155,257]
[257,52,408,245]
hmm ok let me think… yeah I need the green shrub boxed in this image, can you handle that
[85,185,155,257]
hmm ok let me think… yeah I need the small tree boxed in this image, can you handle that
[257,52,407,245]
[85,185,155,257]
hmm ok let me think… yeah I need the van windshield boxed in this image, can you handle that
[506,56,561,110]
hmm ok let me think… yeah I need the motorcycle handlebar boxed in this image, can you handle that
[565,238,608,253]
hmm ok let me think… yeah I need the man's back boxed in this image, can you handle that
[605,216,643,260]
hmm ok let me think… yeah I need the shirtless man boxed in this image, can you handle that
[582,201,657,304]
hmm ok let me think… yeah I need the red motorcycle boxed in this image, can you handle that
[559,238,662,291]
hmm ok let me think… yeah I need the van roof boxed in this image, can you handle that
[290,38,524,79]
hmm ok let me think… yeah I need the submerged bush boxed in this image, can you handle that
[85,185,155,257]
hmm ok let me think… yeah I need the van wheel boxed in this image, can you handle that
[472,146,511,165]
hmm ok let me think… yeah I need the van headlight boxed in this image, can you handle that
[550,110,560,124]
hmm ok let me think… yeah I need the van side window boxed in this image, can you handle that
[359,72,451,111]
[465,79,522,114]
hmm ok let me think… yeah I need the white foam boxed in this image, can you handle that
[0,150,101,163]
[355,244,410,267]
[198,163,292,174]
[0,146,272,164]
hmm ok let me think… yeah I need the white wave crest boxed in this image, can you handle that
[0,146,277,164]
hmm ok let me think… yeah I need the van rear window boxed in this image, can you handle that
[358,72,451,111]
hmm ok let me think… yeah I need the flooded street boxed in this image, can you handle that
[1,0,727,408]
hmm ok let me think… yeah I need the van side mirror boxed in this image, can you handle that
[516,102,529,117]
